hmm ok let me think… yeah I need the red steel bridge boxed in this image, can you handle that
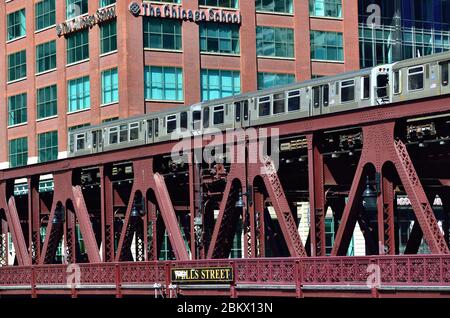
[1,95,450,298]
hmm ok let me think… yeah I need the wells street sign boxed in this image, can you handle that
[171,267,233,284]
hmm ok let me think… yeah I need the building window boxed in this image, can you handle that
[66,30,89,64]
[9,138,28,168]
[8,93,27,126]
[143,18,182,50]
[36,0,56,31]
[102,68,119,104]
[66,0,88,19]
[37,85,58,119]
[100,0,116,7]
[68,76,90,112]
[255,0,293,14]
[69,123,90,131]
[36,41,56,74]
[100,20,117,54]
[310,30,343,61]
[257,72,295,90]
[200,22,240,54]
[256,26,294,58]
[7,9,26,41]
[144,66,184,101]
[38,131,58,163]
[309,0,342,18]
[201,69,241,101]
[8,50,27,82]
[102,117,119,123]
[199,0,238,8]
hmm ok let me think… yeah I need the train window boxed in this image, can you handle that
[120,125,128,143]
[109,127,118,144]
[235,102,241,122]
[273,93,285,114]
[180,112,188,130]
[408,66,424,91]
[167,115,177,134]
[243,100,249,120]
[341,80,355,103]
[155,119,159,137]
[147,120,153,138]
[376,74,389,98]
[76,133,85,151]
[129,123,139,141]
[193,111,201,130]
[362,77,370,99]
[442,63,449,86]
[287,90,300,111]
[203,107,210,128]
[323,85,329,106]
[69,135,74,153]
[259,96,270,116]
[312,87,320,108]
[92,131,98,148]
[213,106,224,125]
[394,71,401,94]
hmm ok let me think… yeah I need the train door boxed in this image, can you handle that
[147,118,159,144]
[441,61,450,95]
[234,100,249,128]
[372,65,392,105]
[91,129,103,153]
[311,84,329,116]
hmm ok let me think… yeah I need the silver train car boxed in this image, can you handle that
[68,51,450,157]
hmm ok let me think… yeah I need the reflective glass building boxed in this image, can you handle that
[359,0,450,68]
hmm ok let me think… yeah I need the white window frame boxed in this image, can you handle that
[75,133,86,151]
[129,122,140,141]
[407,66,424,92]
[340,79,355,103]
[287,89,301,112]
[166,114,177,133]
[108,126,118,144]
[258,95,271,117]
[393,70,402,95]
[212,105,225,125]
[361,76,370,100]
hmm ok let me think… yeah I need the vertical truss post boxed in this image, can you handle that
[307,134,326,256]
[28,176,41,264]
[65,206,77,263]
[100,165,115,262]
[0,219,7,266]
[248,187,256,258]
[147,200,157,260]
[254,190,265,257]
[378,172,395,255]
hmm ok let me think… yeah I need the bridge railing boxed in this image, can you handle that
[1,255,449,289]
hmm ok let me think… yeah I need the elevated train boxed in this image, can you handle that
[68,51,450,157]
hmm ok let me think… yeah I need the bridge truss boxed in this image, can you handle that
[0,96,450,298]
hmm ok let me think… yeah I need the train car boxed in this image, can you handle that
[68,51,450,158]
[391,51,450,104]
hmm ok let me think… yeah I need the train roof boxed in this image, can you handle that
[393,50,450,69]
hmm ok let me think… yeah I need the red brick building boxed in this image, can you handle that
[0,0,359,169]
